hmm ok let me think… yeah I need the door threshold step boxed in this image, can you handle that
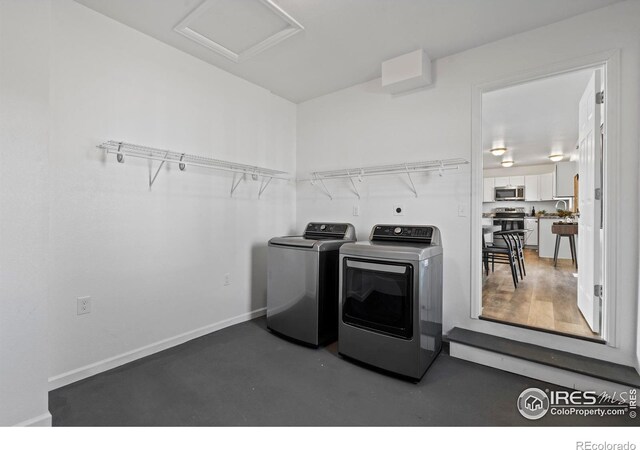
[447,327,640,388]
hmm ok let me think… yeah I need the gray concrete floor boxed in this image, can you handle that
[49,318,634,426]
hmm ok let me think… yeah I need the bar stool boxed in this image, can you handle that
[551,223,578,268]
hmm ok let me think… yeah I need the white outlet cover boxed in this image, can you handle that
[77,296,91,315]
[393,204,404,216]
[353,205,360,216]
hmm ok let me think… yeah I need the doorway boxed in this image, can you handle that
[471,54,618,343]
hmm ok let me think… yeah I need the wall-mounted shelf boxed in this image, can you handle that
[97,141,289,198]
[298,158,469,199]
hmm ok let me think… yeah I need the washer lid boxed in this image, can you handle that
[269,236,354,251]
[269,236,316,248]
[339,241,442,261]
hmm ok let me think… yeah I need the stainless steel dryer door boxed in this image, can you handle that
[267,244,319,344]
[342,258,413,340]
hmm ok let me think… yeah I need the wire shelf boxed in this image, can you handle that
[97,140,289,197]
[298,157,469,199]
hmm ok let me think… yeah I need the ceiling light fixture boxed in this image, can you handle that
[490,147,507,156]
[501,160,514,168]
[548,154,564,162]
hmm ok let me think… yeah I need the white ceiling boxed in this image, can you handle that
[482,68,596,169]
[73,0,619,103]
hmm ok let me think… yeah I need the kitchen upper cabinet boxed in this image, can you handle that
[539,172,554,200]
[524,175,540,201]
[493,176,523,187]
[493,176,510,187]
[483,178,495,202]
[555,161,578,197]
[485,171,555,202]
[509,175,525,186]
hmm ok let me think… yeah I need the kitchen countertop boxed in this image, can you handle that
[484,214,578,219]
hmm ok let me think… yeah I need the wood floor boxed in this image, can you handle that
[482,248,601,340]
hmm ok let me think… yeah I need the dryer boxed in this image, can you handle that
[338,224,443,380]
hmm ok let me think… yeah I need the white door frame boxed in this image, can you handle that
[470,49,620,347]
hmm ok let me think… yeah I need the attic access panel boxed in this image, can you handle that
[174,0,304,63]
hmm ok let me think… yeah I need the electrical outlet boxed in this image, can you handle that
[77,296,91,315]
[457,203,468,217]
[224,273,231,286]
[352,205,360,216]
[393,204,404,216]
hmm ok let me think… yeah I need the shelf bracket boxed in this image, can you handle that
[149,152,169,188]
[230,173,245,197]
[346,170,361,199]
[258,176,273,199]
[116,142,124,163]
[310,175,333,200]
[405,164,418,197]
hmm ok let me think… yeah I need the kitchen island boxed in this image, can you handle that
[538,217,574,260]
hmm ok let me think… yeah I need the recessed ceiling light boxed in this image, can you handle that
[490,147,507,156]
[549,154,564,162]
[501,160,514,168]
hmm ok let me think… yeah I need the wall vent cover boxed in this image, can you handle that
[174,0,303,63]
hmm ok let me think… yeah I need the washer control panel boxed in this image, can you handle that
[303,223,356,240]
[371,225,434,243]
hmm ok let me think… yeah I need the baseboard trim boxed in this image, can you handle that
[14,412,52,427]
[450,342,632,394]
[48,307,266,391]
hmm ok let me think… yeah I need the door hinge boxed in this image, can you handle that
[596,91,605,104]
[594,284,603,297]
[595,187,602,200]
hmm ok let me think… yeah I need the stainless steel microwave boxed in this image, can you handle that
[494,186,525,201]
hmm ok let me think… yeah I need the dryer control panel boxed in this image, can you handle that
[370,225,436,244]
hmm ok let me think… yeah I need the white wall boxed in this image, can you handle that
[48,0,296,387]
[0,0,51,426]
[296,1,640,367]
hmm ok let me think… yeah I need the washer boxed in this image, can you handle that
[338,224,443,380]
[267,223,356,347]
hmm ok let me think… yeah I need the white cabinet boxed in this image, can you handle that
[555,161,578,197]
[483,178,495,202]
[509,175,525,186]
[486,171,555,201]
[524,218,538,246]
[482,218,494,244]
[539,172,554,201]
[538,218,572,259]
[524,175,540,201]
[494,176,524,187]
